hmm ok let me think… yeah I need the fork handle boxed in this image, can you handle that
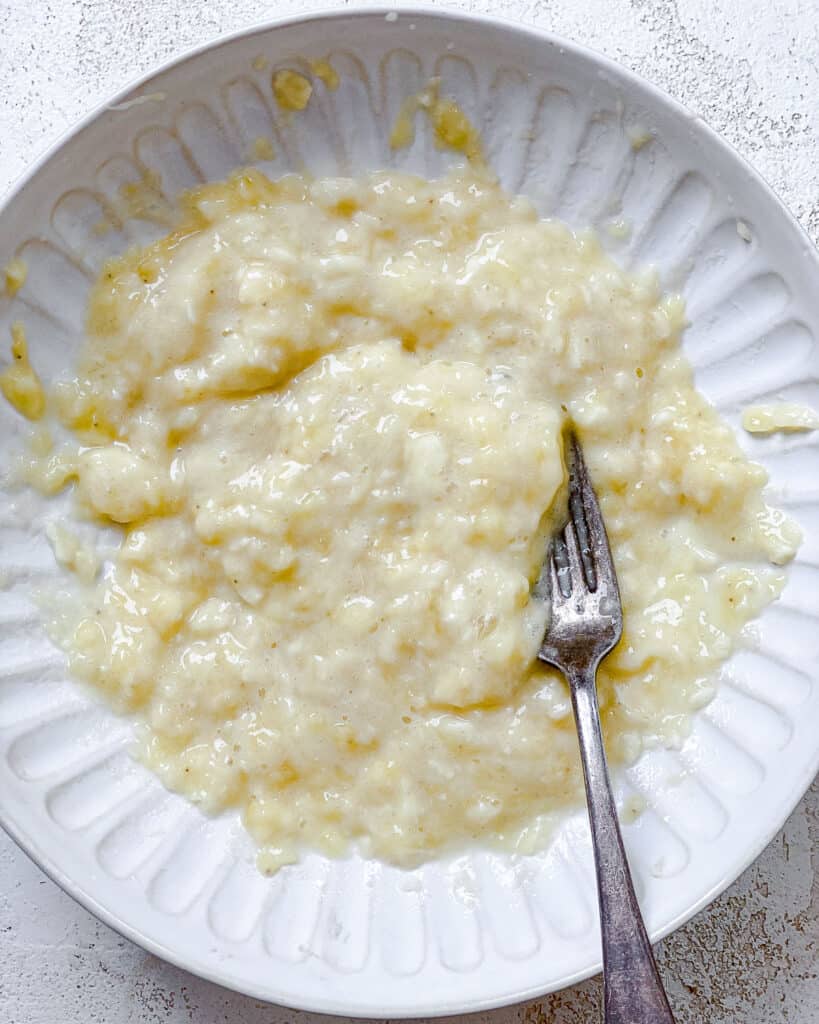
[567,665,676,1024]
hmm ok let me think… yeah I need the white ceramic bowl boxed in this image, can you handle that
[1,7,818,1016]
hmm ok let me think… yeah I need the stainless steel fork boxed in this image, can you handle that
[538,431,676,1024]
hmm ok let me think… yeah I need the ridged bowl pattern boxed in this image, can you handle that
[1,10,818,1016]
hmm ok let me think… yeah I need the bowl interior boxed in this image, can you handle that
[1,8,818,1016]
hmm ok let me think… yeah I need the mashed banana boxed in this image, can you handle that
[14,167,799,870]
[742,403,819,434]
[1,322,46,421]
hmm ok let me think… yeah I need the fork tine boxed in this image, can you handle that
[552,535,572,599]
[563,519,587,595]
[566,434,597,591]
[568,431,620,601]
[548,546,567,604]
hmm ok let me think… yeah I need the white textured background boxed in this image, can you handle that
[1,1,817,1021]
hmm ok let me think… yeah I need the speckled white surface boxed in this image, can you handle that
[0,1,817,1021]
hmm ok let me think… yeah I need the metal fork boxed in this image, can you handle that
[538,431,676,1024]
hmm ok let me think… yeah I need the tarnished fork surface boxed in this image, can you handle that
[539,432,676,1024]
